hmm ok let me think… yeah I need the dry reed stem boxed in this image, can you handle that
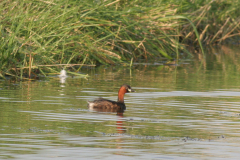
[218,33,240,39]
[195,5,211,27]
[105,0,120,7]
[218,21,240,42]
[39,0,56,5]
[106,42,133,55]
[117,40,142,43]
[196,24,209,42]
[98,48,121,59]
[185,3,211,40]
[134,38,147,59]
[211,17,230,43]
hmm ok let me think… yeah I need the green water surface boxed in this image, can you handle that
[1,46,240,159]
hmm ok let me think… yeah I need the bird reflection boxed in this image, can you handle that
[116,111,125,134]
[89,107,126,134]
[89,107,127,153]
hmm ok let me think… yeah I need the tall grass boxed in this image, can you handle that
[176,0,240,44]
[0,0,239,78]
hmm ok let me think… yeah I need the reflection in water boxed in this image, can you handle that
[116,111,125,134]
[88,107,126,153]
[89,107,126,134]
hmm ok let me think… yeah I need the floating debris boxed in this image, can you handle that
[59,69,68,84]
[59,69,68,78]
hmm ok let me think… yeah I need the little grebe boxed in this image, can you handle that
[87,84,135,110]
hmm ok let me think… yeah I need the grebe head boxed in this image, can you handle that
[121,84,135,93]
[118,84,135,103]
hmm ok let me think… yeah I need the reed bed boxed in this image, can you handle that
[0,0,240,78]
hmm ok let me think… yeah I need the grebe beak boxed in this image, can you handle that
[128,88,135,92]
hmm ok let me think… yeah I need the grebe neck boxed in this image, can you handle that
[117,87,126,103]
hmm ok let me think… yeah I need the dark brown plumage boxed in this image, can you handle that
[87,84,135,110]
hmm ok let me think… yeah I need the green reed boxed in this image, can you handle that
[0,0,239,78]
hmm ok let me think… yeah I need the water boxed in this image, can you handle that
[1,46,240,159]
